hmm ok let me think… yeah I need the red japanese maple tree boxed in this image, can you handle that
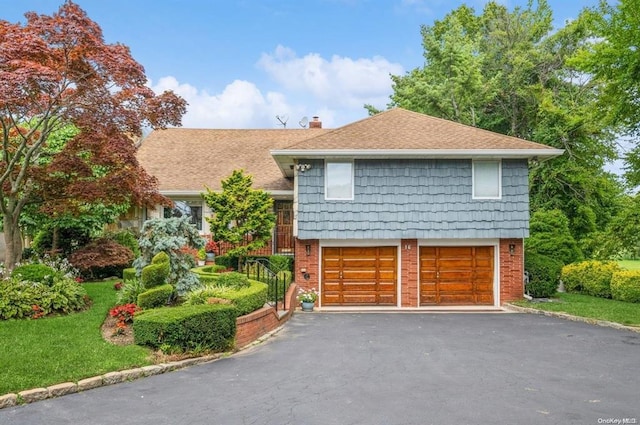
[0,1,186,267]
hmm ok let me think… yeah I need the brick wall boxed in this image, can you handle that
[499,238,524,304]
[401,239,418,307]
[235,283,298,349]
[293,239,320,304]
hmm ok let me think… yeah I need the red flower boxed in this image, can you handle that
[75,277,84,283]
[205,240,219,254]
[114,282,123,290]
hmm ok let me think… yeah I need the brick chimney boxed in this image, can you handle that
[309,116,322,129]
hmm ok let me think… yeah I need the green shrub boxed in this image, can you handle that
[122,267,137,281]
[269,255,292,273]
[0,277,87,320]
[216,272,250,289]
[11,264,58,284]
[611,270,640,303]
[214,254,238,270]
[561,260,621,298]
[137,284,174,309]
[203,265,227,273]
[133,304,237,351]
[184,280,267,316]
[524,252,563,298]
[117,278,146,304]
[526,209,583,265]
[141,252,171,288]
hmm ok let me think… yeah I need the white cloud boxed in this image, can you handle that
[149,47,402,129]
[257,45,404,109]
[149,76,294,129]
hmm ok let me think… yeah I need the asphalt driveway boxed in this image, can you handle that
[1,312,638,425]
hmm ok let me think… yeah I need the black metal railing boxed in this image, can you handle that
[244,258,290,311]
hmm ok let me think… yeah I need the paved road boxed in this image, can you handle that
[1,313,639,425]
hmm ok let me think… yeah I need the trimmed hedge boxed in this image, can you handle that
[524,253,563,298]
[214,254,238,270]
[137,284,174,309]
[561,260,621,298]
[611,270,640,303]
[216,272,250,289]
[11,264,57,284]
[133,304,237,351]
[141,252,170,288]
[185,280,268,316]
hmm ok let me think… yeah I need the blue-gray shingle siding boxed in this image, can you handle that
[296,158,529,239]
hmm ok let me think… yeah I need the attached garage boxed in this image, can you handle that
[420,246,494,306]
[322,246,397,306]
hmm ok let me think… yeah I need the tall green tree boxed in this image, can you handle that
[572,0,640,186]
[203,170,276,268]
[385,0,623,247]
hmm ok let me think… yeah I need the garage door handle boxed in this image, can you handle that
[339,271,343,279]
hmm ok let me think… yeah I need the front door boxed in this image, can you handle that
[275,201,293,254]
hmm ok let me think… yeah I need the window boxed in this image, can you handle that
[325,161,354,200]
[164,200,203,230]
[473,160,501,199]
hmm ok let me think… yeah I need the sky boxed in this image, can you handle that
[2,0,602,130]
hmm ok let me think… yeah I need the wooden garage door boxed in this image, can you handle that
[322,247,397,306]
[420,246,494,305]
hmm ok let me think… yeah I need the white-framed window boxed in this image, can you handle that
[164,200,203,230]
[325,161,354,200]
[473,160,501,199]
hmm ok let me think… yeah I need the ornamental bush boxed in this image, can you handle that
[561,260,621,298]
[10,263,58,284]
[610,270,640,303]
[69,238,134,279]
[526,209,583,265]
[134,217,204,296]
[133,304,237,351]
[185,280,267,316]
[137,284,174,309]
[216,272,250,290]
[106,229,141,258]
[117,278,146,305]
[141,252,170,288]
[524,252,563,298]
[0,277,87,320]
[122,267,137,281]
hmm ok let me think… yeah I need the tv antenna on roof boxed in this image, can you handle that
[276,114,289,128]
[298,116,309,128]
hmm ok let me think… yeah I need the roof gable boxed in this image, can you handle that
[282,108,556,151]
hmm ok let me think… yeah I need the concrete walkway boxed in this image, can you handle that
[1,312,639,425]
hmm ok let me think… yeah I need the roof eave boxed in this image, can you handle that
[270,148,565,177]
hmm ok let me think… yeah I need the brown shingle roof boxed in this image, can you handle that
[137,128,327,192]
[282,108,556,150]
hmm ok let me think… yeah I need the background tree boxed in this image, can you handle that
[384,0,623,256]
[203,170,276,269]
[0,1,186,267]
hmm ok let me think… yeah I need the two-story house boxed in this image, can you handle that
[136,108,562,309]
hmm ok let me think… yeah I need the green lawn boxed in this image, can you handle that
[514,292,640,327]
[0,281,151,395]
[617,260,640,270]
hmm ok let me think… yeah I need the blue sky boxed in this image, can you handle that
[3,0,601,129]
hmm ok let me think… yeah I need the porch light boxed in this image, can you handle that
[305,244,312,256]
[295,163,312,172]
[509,243,516,255]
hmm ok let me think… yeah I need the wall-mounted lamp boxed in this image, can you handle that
[305,244,312,256]
[295,163,312,173]
[509,243,516,255]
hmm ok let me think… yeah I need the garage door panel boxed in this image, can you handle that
[322,246,397,306]
[419,246,494,306]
